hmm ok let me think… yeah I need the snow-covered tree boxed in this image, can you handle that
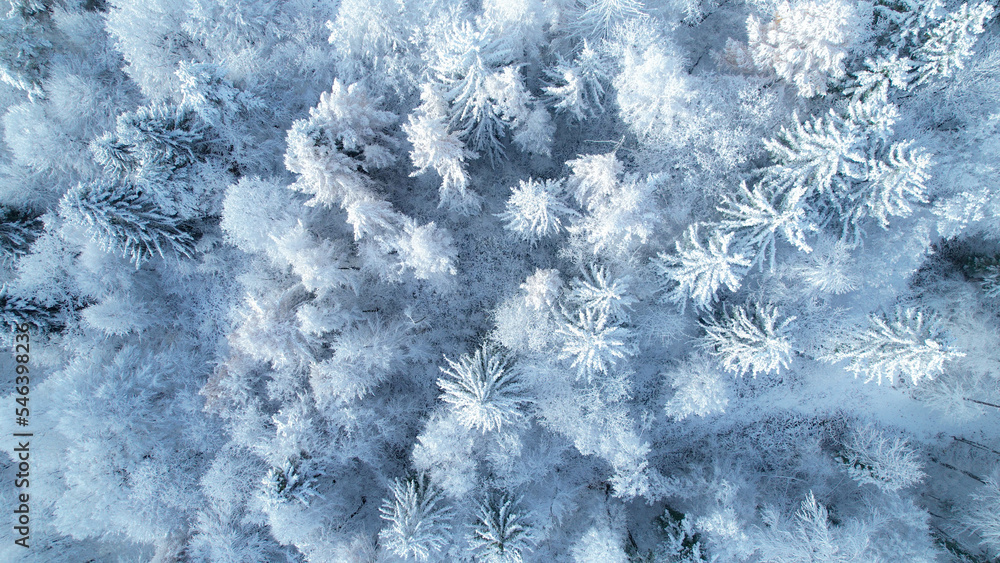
[663,354,730,421]
[426,19,543,163]
[379,475,454,562]
[651,224,750,310]
[723,0,865,97]
[568,172,659,256]
[717,180,815,271]
[566,265,636,323]
[544,42,609,121]
[762,102,933,244]
[437,344,529,433]
[403,83,476,210]
[91,103,214,216]
[520,268,563,311]
[468,493,534,563]
[0,282,63,331]
[59,179,195,267]
[754,492,871,562]
[397,219,458,283]
[837,424,924,492]
[822,306,965,385]
[284,79,397,208]
[497,178,577,244]
[0,205,41,262]
[0,6,51,99]
[700,303,795,377]
[572,0,647,41]
[963,471,1000,558]
[914,2,994,83]
[37,343,218,545]
[310,314,412,403]
[611,19,698,145]
[258,458,323,506]
[570,516,629,563]
[654,510,712,562]
[557,306,634,380]
[565,152,622,209]
[846,55,912,102]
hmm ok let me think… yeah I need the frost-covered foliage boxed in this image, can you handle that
[5,0,1000,560]
[754,492,872,562]
[723,0,864,97]
[557,306,634,379]
[379,475,454,561]
[469,493,534,563]
[498,178,577,244]
[700,303,795,377]
[822,307,964,385]
[663,354,730,421]
[437,344,529,432]
[761,101,933,244]
[838,424,925,492]
[651,224,750,310]
[963,471,1000,558]
[284,79,397,208]
[59,179,195,267]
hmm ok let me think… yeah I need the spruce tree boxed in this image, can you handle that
[59,179,195,267]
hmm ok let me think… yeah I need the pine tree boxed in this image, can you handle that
[0,6,51,99]
[0,205,41,263]
[520,268,562,311]
[980,262,1000,299]
[428,19,530,164]
[566,264,635,323]
[654,509,711,562]
[572,0,647,41]
[847,141,931,230]
[101,104,214,188]
[846,55,912,102]
[565,152,623,209]
[437,344,529,433]
[763,109,864,202]
[762,102,932,245]
[175,61,264,152]
[544,43,609,121]
[567,173,658,257]
[557,306,634,380]
[379,475,453,562]
[310,315,411,403]
[510,104,554,157]
[0,283,63,332]
[469,493,534,563]
[725,0,863,97]
[59,179,195,267]
[822,306,965,385]
[837,424,924,492]
[497,178,577,244]
[258,458,323,506]
[284,79,397,208]
[755,492,871,562]
[396,219,458,283]
[963,471,1000,558]
[875,0,946,48]
[663,354,730,421]
[403,83,476,211]
[717,181,815,271]
[90,132,141,177]
[700,303,796,378]
[914,2,994,83]
[651,224,750,311]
